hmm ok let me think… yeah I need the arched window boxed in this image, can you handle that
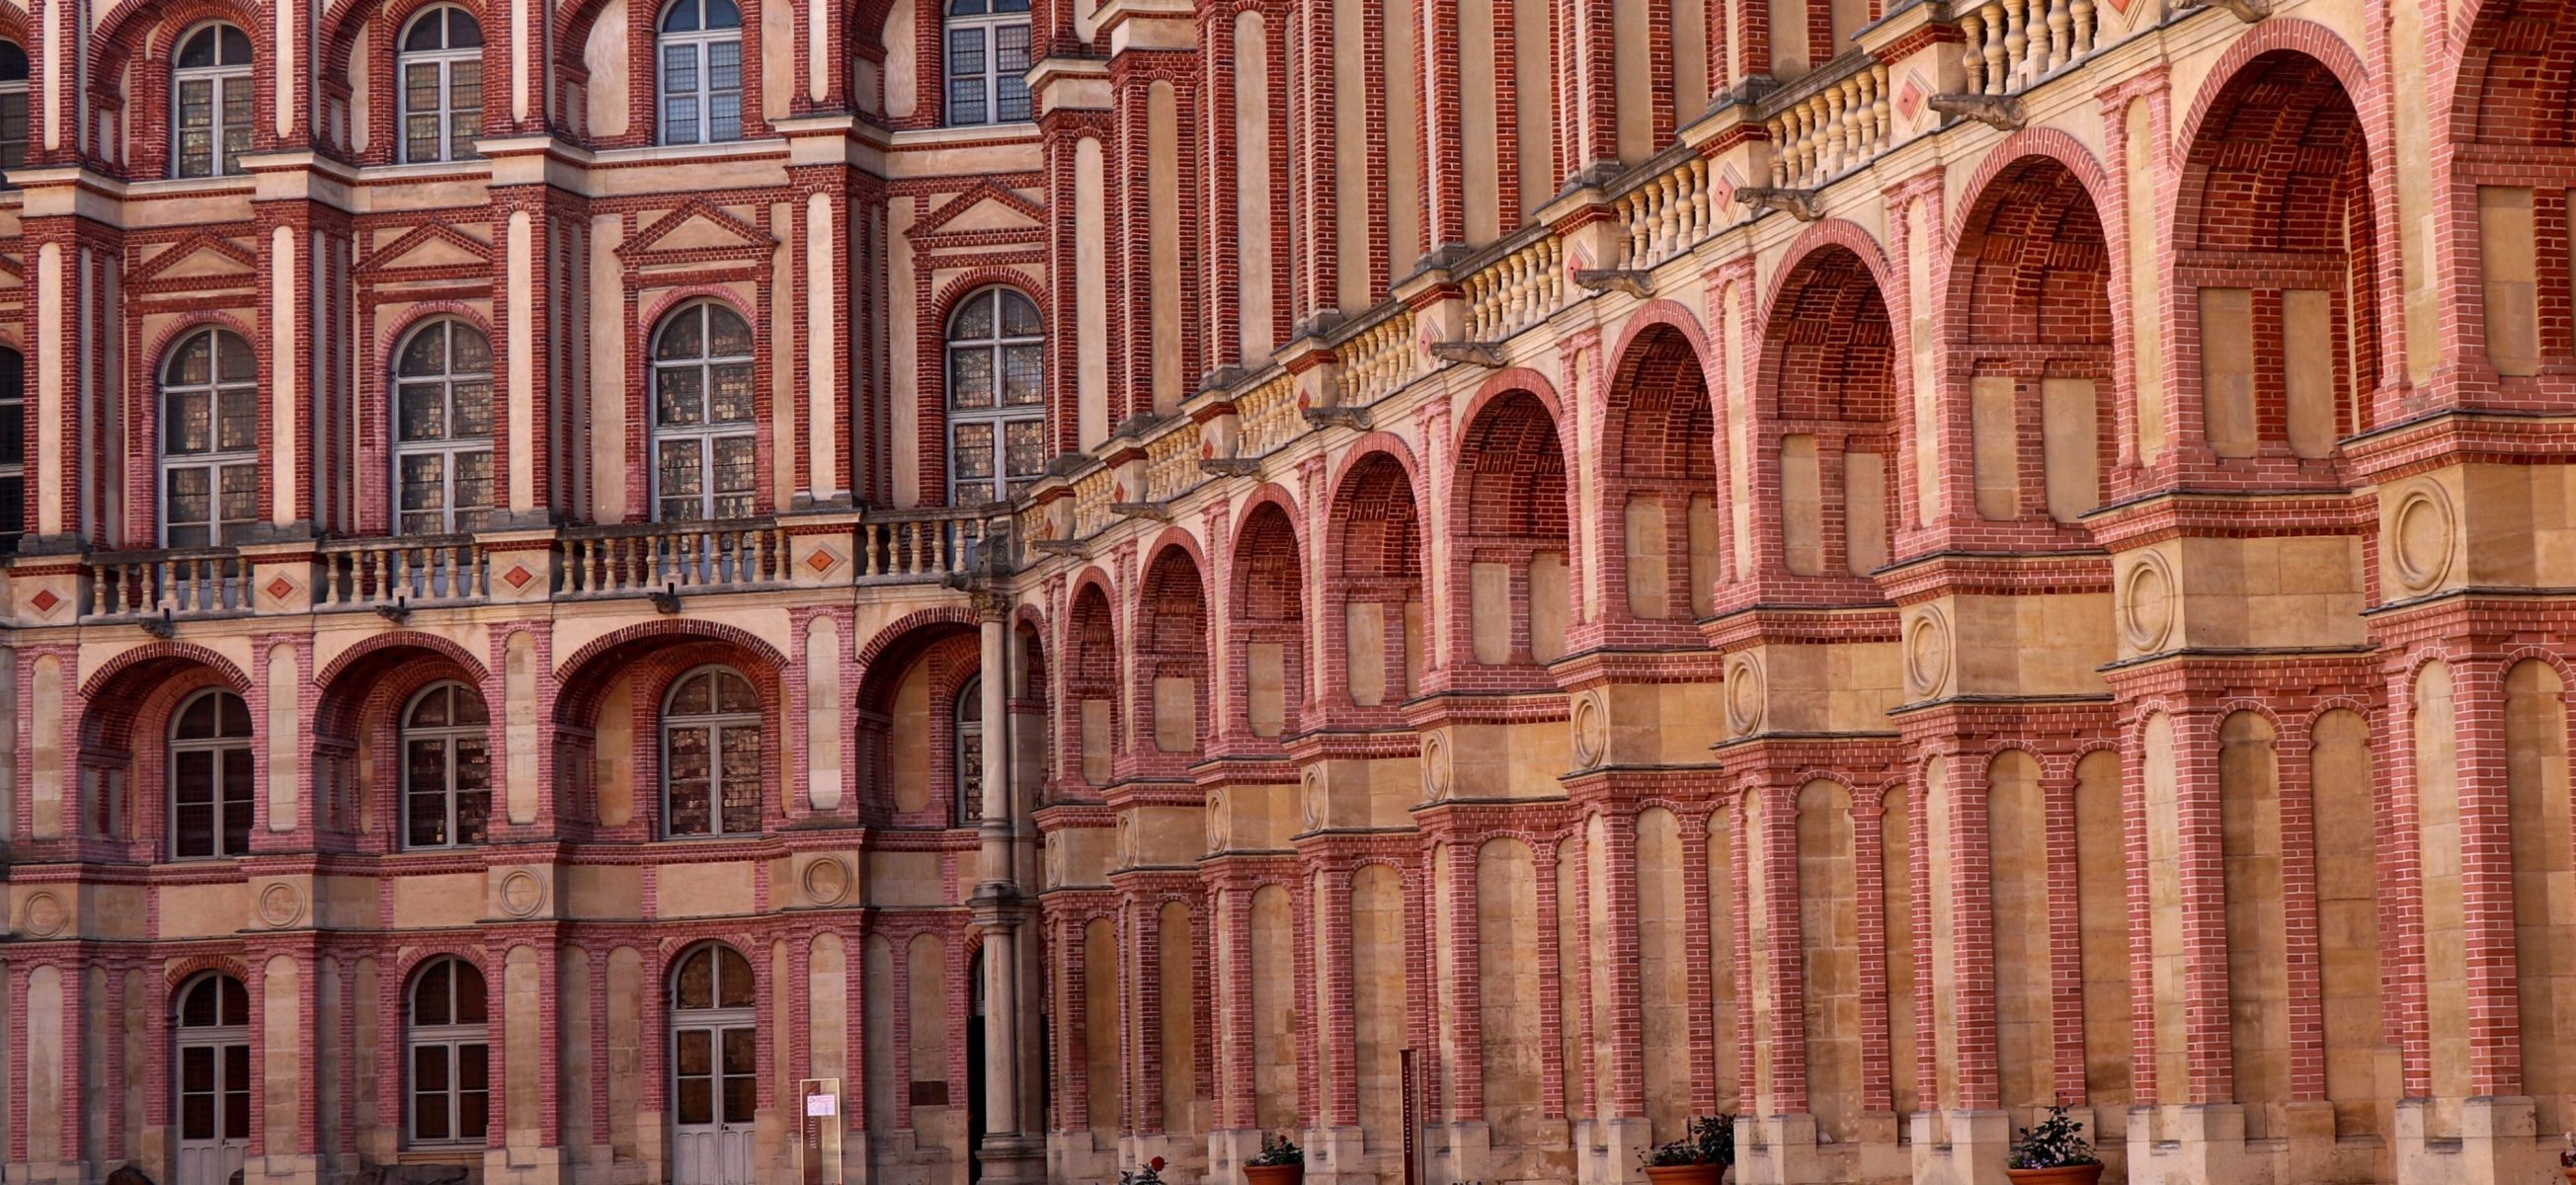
[172,23,255,178]
[171,688,254,859]
[0,40,29,178]
[943,0,1030,125]
[662,667,761,836]
[402,681,492,848]
[669,944,757,1176]
[657,0,743,145]
[392,319,496,533]
[406,957,491,1146]
[159,327,259,548]
[0,345,23,553]
[954,674,983,825]
[650,302,756,521]
[174,974,252,1180]
[398,5,484,162]
[944,287,1044,504]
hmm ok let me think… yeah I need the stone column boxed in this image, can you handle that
[974,598,1048,1183]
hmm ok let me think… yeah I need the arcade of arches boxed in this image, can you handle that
[5,0,2576,1180]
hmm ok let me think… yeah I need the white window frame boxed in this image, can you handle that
[389,319,497,535]
[158,327,261,548]
[396,5,484,163]
[168,688,254,860]
[660,666,763,837]
[0,40,30,178]
[944,287,1047,506]
[649,302,759,521]
[170,23,254,178]
[400,681,493,849]
[404,957,491,1148]
[942,0,1031,126]
[656,0,744,146]
[0,344,23,552]
[173,973,253,1168]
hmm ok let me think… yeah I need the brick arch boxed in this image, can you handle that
[1939,146,2116,526]
[143,314,261,379]
[1603,316,1719,485]
[80,641,253,702]
[319,0,485,77]
[1757,240,1896,426]
[931,271,1048,333]
[1135,539,1212,757]
[2448,0,2576,144]
[1451,387,1570,543]
[1231,495,1307,623]
[314,629,491,692]
[553,619,787,727]
[375,303,498,364]
[94,0,261,72]
[391,948,495,995]
[1455,366,1566,434]
[2172,40,2385,447]
[853,612,981,716]
[163,955,251,989]
[642,289,761,343]
[1328,446,1425,583]
[856,606,984,670]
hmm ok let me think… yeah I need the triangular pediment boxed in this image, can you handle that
[910,180,1047,238]
[355,222,493,276]
[131,232,260,285]
[620,200,775,258]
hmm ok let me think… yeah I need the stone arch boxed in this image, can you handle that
[1065,577,1121,784]
[1756,241,1898,585]
[1943,149,2117,532]
[1135,539,1211,757]
[1449,386,1570,673]
[2174,43,2385,461]
[1603,315,1722,623]
[1231,495,1308,740]
[851,615,981,823]
[1326,448,1426,710]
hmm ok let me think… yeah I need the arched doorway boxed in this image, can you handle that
[173,973,251,1185]
[670,943,759,1185]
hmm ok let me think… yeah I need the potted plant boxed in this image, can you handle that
[2006,1107,2103,1185]
[2558,1131,2576,1185]
[1245,1132,1306,1185]
[1641,1114,1734,1185]
[1122,1156,1169,1185]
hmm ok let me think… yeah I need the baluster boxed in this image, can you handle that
[2047,0,2070,69]
[2071,0,2095,59]
[1874,66,1892,145]
[1960,9,1988,94]
[1981,3,2010,94]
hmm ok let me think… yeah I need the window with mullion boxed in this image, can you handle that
[0,40,29,183]
[661,667,763,837]
[659,34,743,145]
[0,345,22,552]
[651,304,757,521]
[943,4,1030,125]
[407,959,491,1147]
[169,689,255,860]
[391,320,496,534]
[402,682,492,848]
[159,328,261,548]
[944,288,1046,504]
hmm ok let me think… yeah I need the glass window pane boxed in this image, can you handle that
[708,363,754,423]
[400,383,446,440]
[713,672,757,713]
[215,333,255,381]
[949,348,994,410]
[216,387,258,450]
[952,423,995,482]
[1002,344,1044,406]
[723,1070,756,1123]
[1004,418,1046,479]
[708,91,741,142]
[677,1076,713,1126]
[677,1028,712,1075]
[222,748,254,854]
[678,952,713,1009]
[712,435,755,495]
[167,390,212,454]
[167,465,212,532]
[407,740,450,847]
[657,309,705,360]
[658,366,704,426]
[720,726,760,834]
[663,43,698,94]
[453,449,495,519]
[452,384,494,437]
[399,324,446,375]
[455,966,488,1023]
[999,290,1041,336]
[954,290,994,340]
[718,950,755,1006]
[706,306,752,356]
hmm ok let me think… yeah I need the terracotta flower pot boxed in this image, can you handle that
[1244,1163,1305,1185]
[2559,1166,2576,1185]
[1643,1163,1728,1185]
[2005,1164,2104,1185]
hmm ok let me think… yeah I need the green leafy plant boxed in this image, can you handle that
[1120,1155,1168,1185]
[2006,1107,2099,1170]
[1248,1133,1305,1168]
[1641,1114,1735,1168]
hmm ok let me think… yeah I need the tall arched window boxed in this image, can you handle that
[172,23,254,178]
[392,319,496,533]
[945,287,1044,504]
[943,0,1030,125]
[171,688,254,859]
[160,327,260,548]
[954,674,983,825]
[406,957,491,1146]
[0,40,29,178]
[658,0,743,145]
[0,345,23,552]
[398,5,484,162]
[174,974,252,1182]
[651,302,756,521]
[403,681,492,848]
[663,667,761,836]
[670,943,757,1182]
